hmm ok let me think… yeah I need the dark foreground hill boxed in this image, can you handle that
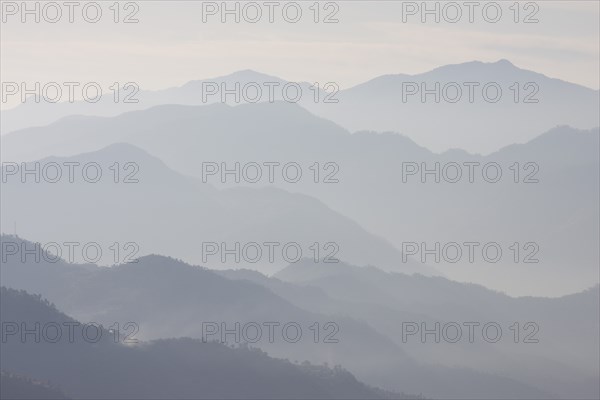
[0,286,417,399]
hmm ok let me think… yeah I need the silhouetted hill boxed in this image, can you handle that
[1,236,551,399]
[274,259,600,399]
[0,286,418,399]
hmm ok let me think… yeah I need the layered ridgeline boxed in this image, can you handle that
[2,61,598,153]
[271,260,600,400]
[1,236,560,399]
[2,102,597,295]
[0,286,417,400]
[0,142,428,276]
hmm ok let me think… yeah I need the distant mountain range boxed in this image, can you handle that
[5,235,589,399]
[310,59,599,153]
[2,60,598,153]
[0,142,430,275]
[271,259,600,400]
[2,102,596,295]
[1,59,598,399]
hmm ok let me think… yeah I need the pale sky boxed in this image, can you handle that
[1,0,599,109]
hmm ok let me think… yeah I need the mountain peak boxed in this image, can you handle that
[424,59,521,77]
[495,58,515,67]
